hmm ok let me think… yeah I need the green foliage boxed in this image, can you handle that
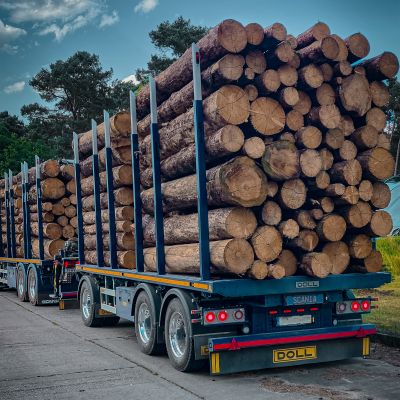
[136,16,208,81]
[377,236,400,277]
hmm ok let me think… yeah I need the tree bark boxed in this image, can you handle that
[358,52,399,80]
[296,22,330,49]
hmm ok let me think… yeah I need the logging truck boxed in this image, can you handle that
[0,18,397,375]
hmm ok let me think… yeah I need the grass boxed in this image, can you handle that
[355,237,400,336]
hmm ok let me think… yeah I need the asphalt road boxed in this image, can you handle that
[0,289,399,400]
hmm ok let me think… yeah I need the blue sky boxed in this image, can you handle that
[0,0,399,118]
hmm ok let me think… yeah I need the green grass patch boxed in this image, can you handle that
[376,236,400,277]
[357,279,400,336]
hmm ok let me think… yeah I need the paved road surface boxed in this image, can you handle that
[1,289,399,400]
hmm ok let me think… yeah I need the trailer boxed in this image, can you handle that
[0,44,391,375]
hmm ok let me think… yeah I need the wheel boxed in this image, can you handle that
[134,291,163,355]
[27,268,38,306]
[80,278,102,327]
[16,266,28,302]
[164,298,203,372]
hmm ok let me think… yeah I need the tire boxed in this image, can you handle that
[134,291,163,355]
[164,298,204,372]
[16,266,28,302]
[79,278,102,327]
[27,268,38,306]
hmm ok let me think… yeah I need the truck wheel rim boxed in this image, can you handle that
[18,270,24,296]
[29,272,36,301]
[82,288,91,320]
[169,311,187,359]
[138,302,151,344]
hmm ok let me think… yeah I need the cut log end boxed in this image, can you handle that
[300,252,332,278]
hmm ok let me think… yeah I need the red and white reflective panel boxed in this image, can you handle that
[203,308,245,325]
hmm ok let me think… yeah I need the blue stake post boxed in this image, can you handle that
[73,133,85,265]
[35,156,45,260]
[21,163,27,257]
[192,43,210,280]
[130,91,144,272]
[24,162,32,258]
[8,170,16,258]
[104,111,118,269]
[4,173,11,257]
[149,77,165,275]
[91,120,104,267]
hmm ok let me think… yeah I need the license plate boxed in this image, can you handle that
[284,293,324,306]
[277,314,313,327]
[273,346,317,363]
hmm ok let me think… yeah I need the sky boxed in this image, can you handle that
[0,0,399,118]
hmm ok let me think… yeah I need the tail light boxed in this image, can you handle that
[336,299,372,314]
[361,300,370,311]
[351,301,360,312]
[203,308,245,325]
[64,260,77,268]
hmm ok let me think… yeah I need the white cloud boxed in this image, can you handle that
[122,75,139,85]
[0,44,19,54]
[4,81,25,94]
[0,19,26,44]
[38,7,100,41]
[134,0,158,13]
[99,10,119,28]
[0,0,95,23]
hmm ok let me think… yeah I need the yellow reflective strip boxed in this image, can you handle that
[59,300,65,310]
[191,282,210,290]
[215,353,220,373]
[0,257,41,264]
[80,267,123,277]
[211,353,216,374]
[363,337,370,356]
[123,272,191,287]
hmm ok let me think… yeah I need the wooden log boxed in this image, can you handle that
[325,128,345,150]
[369,210,393,237]
[308,105,341,129]
[322,241,350,274]
[370,81,390,107]
[296,22,330,49]
[31,222,62,240]
[254,70,281,95]
[262,140,300,180]
[251,226,282,262]
[278,219,299,239]
[262,22,287,49]
[66,180,76,194]
[288,53,301,69]
[135,19,247,120]
[82,206,134,224]
[324,183,345,196]
[316,214,347,242]
[246,50,266,74]
[82,188,133,211]
[141,156,267,213]
[300,252,332,278]
[358,52,399,80]
[298,64,323,89]
[278,65,298,87]
[370,182,391,209]
[278,87,299,108]
[336,185,360,205]
[248,260,269,280]
[143,207,257,246]
[70,216,78,228]
[352,250,383,273]
[84,220,132,234]
[358,180,373,202]
[144,239,254,275]
[59,164,75,181]
[331,34,348,62]
[295,126,322,149]
[330,160,362,186]
[265,41,294,68]
[250,97,285,135]
[81,165,132,196]
[85,250,135,269]
[364,107,386,132]
[351,125,378,150]
[296,210,316,230]
[32,238,64,259]
[285,110,304,132]
[345,33,370,62]
[62,225,75,239]
[41,178,65,200]
[261,201,282,226]
[64,205,76,218]
[336,119,353,142]
[60,197,71,207]
[348,234,372,259]
[286,34,298,49]
[78,111,131,156]
[267,181,279,198]
[245,23,264,46]
[338,74,371,117]
[376,133,391,150]
[279,179,307,209]
[319,148,334,171]
[84,232,134,251]
[357,148,395,180]
[300,149,322,177]
[298,36,339,64]
[333,61,352,77]
[31,212,54,223]
[292,91,312,116]
[320,63,333,82]
[342,201,372,228]
[51,202,64,216]
[242,137,265,159]
[243,67,255,81]
[314,83,336,106]
[56,215,68,227]
[244,84,258,101]
[337,140,357,161]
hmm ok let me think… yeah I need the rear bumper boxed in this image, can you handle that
[208,324,375,375]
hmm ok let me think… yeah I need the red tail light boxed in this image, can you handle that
[218,310,228,322]
[361,300,370,311]
[64,260,76,268]
[205,311,215,323]
[351,301,360,312]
